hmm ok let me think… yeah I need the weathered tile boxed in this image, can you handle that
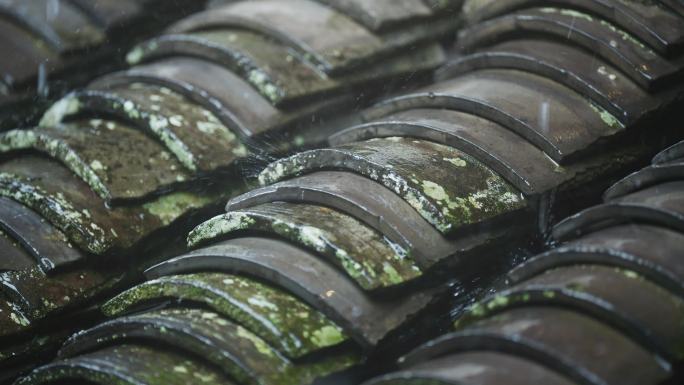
[0,197,83,272]
[227,171,456,266]
[0,156,223,254]
[0,120,190,203]
[169,0,454,75]
[18,344,230,385]
[146,237,437,349]
[403,307,671,385]
[483,265,684,361]
[365,352,576,385]
[127,30,444,106]
[188,202,422,290]
[332,109,571,195]
[259,137,526,234]
[457,8,684,90]
[91,57,349,138]
[461,0,684,55]
[438,39,665,124]
[60,309,358,385]
[364,70,624,163]
[516,224,684,300]
[41,82,247,174]
[102,272,348,358]
[0,0,105,52]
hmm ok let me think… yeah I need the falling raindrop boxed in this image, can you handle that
[539,101,550,133]
[46,0,60,22]
[566,16,577,39]
[37,62,48,97]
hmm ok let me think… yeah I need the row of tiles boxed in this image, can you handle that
[0,0,463,382]
[366,139,684,385]
[14,130,684,385]
[5,1,683,384]
[0,0,210,106]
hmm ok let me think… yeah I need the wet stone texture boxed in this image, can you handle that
[437,38,663,125]
[365,352,577,385]
[460,0,684,55]
[604,163,684,200]
[0,266,120,336]
[97,55,353,140]
[40,82,248,174]
[457,7,684,90]
[363,139,684,385]
[67,0,145,31]
[0,318,70,375]
[538,266,684,359]
[610,180,684,216]
[515,223,684,300]
[0,155,223,255]
[654,140,684,165]
[170,0,382,73]
[0,295,30,335]
[188,201,422,290]
[146,237,438,349]
[314,0,433,32]
[0,119,191,203]
[0,196,83,272]
[0,0,209,111]
[60,309,359,385]
[0,18,61,88]
[366,69,625,163]
[225,170,459,266]
[406,307,672,385]
[172,0,455,76]
[0,228,34,272]
[259,137,527,235]
[455,264,684,359]
[7,1,684,384]
[18,343,230,385]
[146,29,338,106]
[0,0,106,52]
[101,272,348,358]
[127,29,444,107]
[553,180,684,241]
[332,108,572,195]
